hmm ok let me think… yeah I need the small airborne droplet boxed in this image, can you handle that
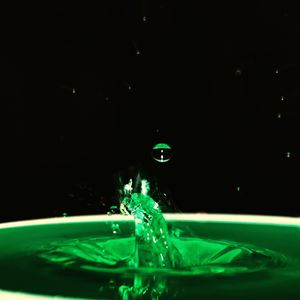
[152,143,172,163]
[235,69,242,76]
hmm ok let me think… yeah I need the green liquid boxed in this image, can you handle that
[115,178,290,299]
[117,178,182,298]
[37,235,288,275]
[36,222,291,299]
[1,218,300,299]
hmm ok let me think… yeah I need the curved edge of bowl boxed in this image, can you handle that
[1,213,300,230]
[0,289,89,300]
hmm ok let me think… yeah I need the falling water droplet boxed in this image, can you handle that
[110,206,118,214]
[235,69,242,76]
[72,88,76,94]
[62,213,68,218]
[152,143,172,163]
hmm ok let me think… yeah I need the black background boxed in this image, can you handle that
[1,1,300,222]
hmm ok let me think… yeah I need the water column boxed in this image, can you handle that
[119,178,177,299]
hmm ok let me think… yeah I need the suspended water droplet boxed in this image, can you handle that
[286,152,291,158]
[235,68,242,76]
[72,88,76,94]
[142,16,147,22]
[152,143,172,163]
[132,40,141,56]
[110,205,118,214]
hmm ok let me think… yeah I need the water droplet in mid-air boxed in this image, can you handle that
[110,206,118,214]
[235,68,242,76]
[152,143,172,163]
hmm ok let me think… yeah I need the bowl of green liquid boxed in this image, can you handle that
[0,213,300,300]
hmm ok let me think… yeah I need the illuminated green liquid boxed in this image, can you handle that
[0,217,300,299]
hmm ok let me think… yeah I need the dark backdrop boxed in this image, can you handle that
[1,1,300,222]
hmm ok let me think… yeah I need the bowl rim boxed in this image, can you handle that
[1,213,300,230]
[0,290,87,300]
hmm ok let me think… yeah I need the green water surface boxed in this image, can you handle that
[0,220,300,299]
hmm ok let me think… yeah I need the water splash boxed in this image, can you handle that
[120,178,177,269]
[36,176,290,299]
[118,178,178,298]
